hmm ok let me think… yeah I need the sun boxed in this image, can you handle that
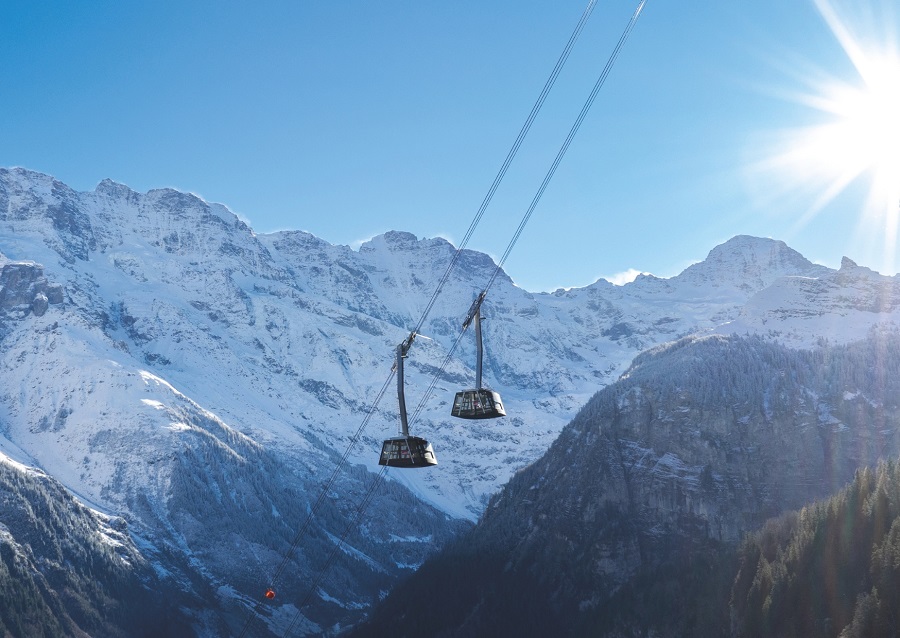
[804,57,900,189]
[801,0,900,210]
[757,0,900,270]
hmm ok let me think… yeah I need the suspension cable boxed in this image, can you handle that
[410,0,599,338]
[486,0,647,292]
[240,0,646,637]
[409,0,648,431]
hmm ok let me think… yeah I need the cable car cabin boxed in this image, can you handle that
[451,389,506,420]
[379,436,437,468]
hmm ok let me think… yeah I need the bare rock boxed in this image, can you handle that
[0,262,65,315]
[32,292,49,317]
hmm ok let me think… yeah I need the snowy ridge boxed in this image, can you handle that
[3,168,898,517]
[719,256,900,345]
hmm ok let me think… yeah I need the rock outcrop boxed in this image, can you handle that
[0,262,63,317]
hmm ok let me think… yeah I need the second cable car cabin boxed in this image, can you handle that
[451,389,505,420]
[452,295,506,420]
[379,339,438,468]
[379,435,436,468]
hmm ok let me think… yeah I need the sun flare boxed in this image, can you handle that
[758,0,900,271]
[802,59,900,184]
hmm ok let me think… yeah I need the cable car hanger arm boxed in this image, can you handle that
[462,290,487,331]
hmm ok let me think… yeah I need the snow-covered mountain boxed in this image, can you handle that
[2,166,899,634]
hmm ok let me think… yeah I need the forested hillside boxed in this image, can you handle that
[733,459,900,637]
[0,458,194,637]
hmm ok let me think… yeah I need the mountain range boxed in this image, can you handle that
[2,166,900,635]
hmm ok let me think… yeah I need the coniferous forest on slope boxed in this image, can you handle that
[353,461,900,638]
[0,461,195,638]
[733,459,900,638]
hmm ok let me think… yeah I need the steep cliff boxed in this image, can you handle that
[352,331,900,637]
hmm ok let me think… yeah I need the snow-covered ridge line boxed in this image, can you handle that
[2,167,899,518]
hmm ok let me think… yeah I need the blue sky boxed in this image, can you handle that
[2,1,898,291]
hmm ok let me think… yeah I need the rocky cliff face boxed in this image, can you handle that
[352,331,900,637]
[2,167,900,635]
[0,262,63,317]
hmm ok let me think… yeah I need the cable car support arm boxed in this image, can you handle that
[395,337,413,437]
[462,291,487,390]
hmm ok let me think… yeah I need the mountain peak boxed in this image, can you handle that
[359,231,460,256]
[675,235,828,294]
[358,231,418,253]
[384,230,418,242]
[0,167,71,198]
[705,235,803,263]
[93,178,135,198]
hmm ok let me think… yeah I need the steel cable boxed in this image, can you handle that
[410,0,599,339]
[407,0,648,433]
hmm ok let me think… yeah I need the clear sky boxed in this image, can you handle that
[2,1,898,292]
